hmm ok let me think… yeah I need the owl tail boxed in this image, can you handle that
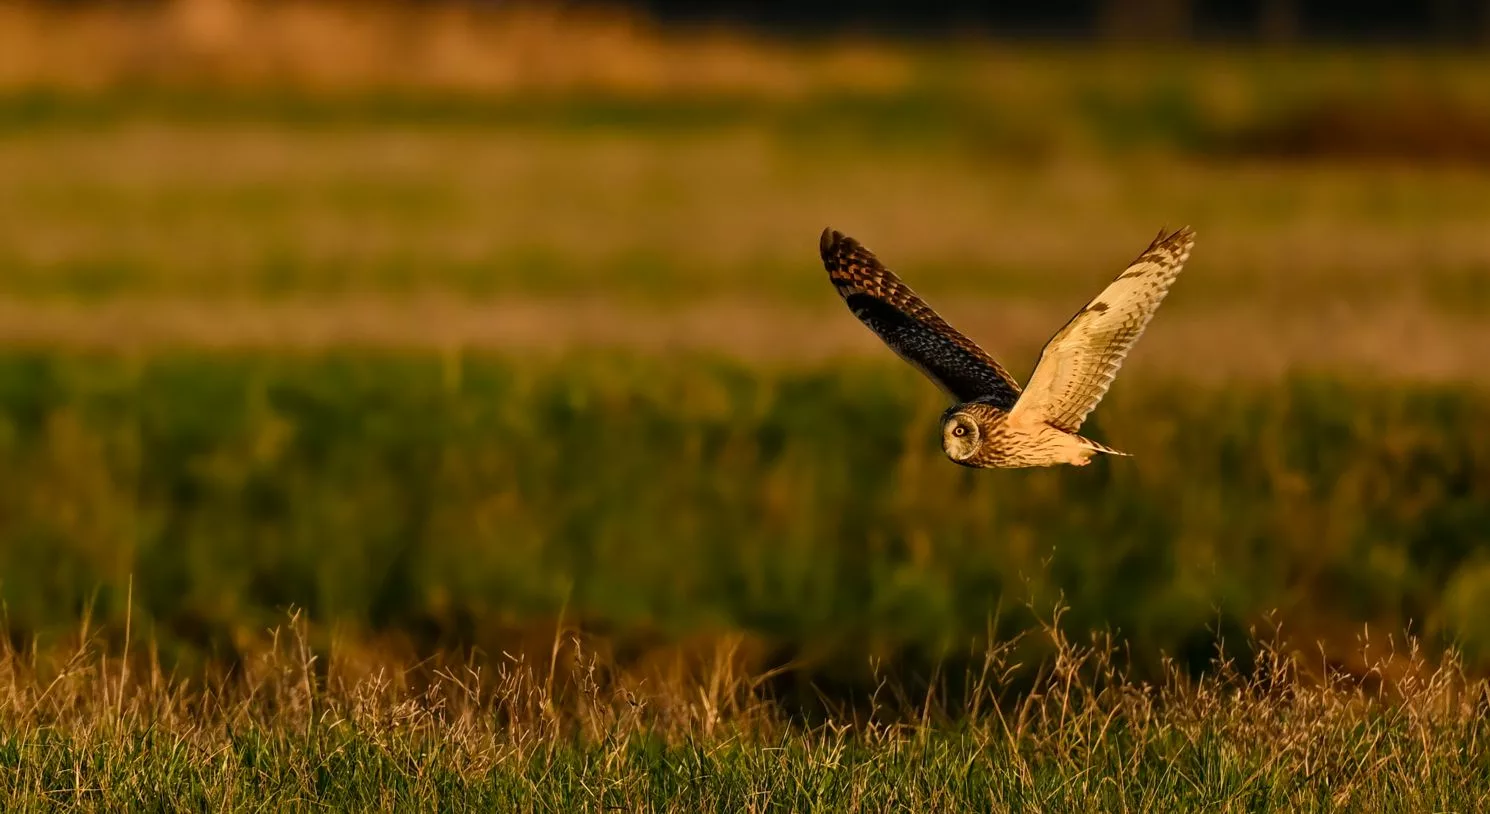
[1076,434,1131,457]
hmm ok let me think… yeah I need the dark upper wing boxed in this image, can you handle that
[820,228,1022,407]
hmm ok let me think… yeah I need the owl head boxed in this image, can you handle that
[940,402,1005,466]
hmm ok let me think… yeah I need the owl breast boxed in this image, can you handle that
[971,414,1093,468]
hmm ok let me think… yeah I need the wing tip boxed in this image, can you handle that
[820,227,849,262]
[1138,224,1196,267]
[1153,224,1196,250]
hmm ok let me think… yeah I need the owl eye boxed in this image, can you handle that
[952,425,967,437]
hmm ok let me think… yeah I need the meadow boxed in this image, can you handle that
[2,608,1486,810]
[3,355,1490,681]
[2,1,1490,807]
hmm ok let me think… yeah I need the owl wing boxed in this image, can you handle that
[820,228,1022,408]
[1009,226,1194,433]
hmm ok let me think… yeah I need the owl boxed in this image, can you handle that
[820,226,1194,468]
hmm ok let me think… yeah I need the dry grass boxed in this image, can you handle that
[0,295,1485,384]
[4,0,1489,115]
[2,607,1485,809]
[3,123,1488,381]
[0,0,911,96]
[4,126,1490,307]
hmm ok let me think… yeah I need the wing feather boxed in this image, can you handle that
[1010,227,1195,432]
[820,228,1021,407]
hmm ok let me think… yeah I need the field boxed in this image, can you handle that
[2,1,1490,808]
[3,612,1486,810]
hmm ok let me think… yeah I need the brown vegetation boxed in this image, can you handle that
[0,0,909,96]
[1228,97,1490,164]
[0,296,1484,384]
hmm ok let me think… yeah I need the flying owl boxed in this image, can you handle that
[820,226,1195,468]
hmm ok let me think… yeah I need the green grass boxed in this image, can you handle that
[1,611,1485,811]
[1,353,1487,687]
[9,713,1484,811]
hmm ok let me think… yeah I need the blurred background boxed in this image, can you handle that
[1,0,1488,699]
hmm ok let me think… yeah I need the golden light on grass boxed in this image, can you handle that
[1,606,1484,808]
[0,0,912,96]
[1,3,1488,804]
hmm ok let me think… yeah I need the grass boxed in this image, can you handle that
[5,4,1490,804]
[1,353,1488,688]
[4,9,1490,314]
[0,609,1486,810]
[4,125,1490,317]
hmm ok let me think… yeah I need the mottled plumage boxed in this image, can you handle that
[820,226,1195,468]
[819,231,1022,409]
